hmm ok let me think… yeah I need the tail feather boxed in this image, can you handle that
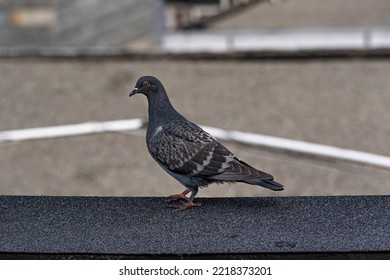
[243,178,284,191]
[207,158,285,191]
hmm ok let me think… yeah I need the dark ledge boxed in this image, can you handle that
[1,195,389,259]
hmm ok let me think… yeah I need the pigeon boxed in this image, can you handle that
[129,76,284,210]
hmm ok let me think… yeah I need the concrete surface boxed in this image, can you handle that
[1,195,389,256]
[212,0,390,29]
[0,58,389,197]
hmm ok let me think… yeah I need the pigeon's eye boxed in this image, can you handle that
[143,81,150,87]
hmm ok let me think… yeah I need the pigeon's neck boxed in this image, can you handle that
[146,90,184,127]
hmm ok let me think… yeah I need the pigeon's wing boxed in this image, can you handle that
[148,122,274,181]
[148,122,235,177]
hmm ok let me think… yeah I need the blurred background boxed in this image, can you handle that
[0,0,389,198]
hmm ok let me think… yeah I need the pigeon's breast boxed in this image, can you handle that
[152,125,163,137]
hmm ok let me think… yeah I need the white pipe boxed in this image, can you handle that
[0,119,144,142]
[202,126,390,169]
[1,119,389,169]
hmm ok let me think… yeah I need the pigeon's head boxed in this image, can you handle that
[129,76,163,97]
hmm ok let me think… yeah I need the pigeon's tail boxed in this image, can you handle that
[208,158,284,191]
[243,178,284,191]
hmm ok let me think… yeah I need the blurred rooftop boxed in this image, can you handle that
[0,0,389,198]
[1,0,390,53]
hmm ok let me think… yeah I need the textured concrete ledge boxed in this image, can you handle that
[0,195,389,259]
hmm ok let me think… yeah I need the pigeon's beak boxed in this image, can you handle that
[129,88,139,97]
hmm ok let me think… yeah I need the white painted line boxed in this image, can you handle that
[1,119,389,169]
[163,28,390,53]
[371,28,390,49]
[201,126,390,169]
[162,32,229,53]
[233,29,364,51]
[0,119,145,142]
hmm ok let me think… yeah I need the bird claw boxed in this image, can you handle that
[168,201,202,211]
[165,193,190,203]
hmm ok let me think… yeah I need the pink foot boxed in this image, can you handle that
[169,201,202,211]
[165,190,191,203]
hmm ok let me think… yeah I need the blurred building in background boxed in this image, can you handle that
[2,0,390,53]
[0,0,249,49]
[0,0,389,197]
[0,0,163,49]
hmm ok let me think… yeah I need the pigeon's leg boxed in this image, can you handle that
[170,188,202,211]
[165,189,191,203]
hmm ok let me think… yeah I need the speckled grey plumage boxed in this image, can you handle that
[129,76,284,206]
